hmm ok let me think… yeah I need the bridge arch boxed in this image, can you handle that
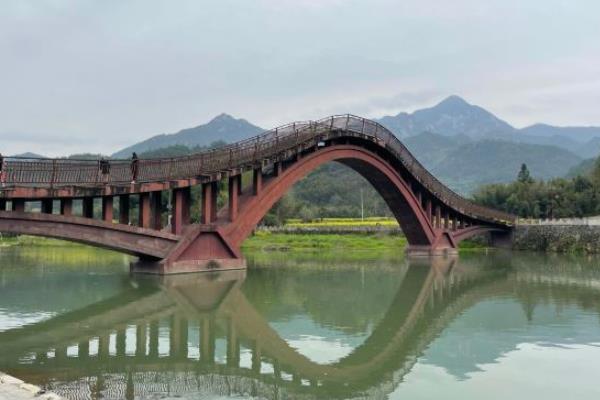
[223,144,436,248]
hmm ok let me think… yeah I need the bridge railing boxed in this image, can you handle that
[1,115,514,224]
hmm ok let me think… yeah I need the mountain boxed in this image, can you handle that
[401,130,582,193]
[520,124,600,142]
[403,131,471,170]
[431,140,582,193]
[377,95,515,139]
[377,95,600,159]
[112,113,263,158]
[10,152,45,158]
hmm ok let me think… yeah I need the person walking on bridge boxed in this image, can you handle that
[0,153,5,187]
[131,152,139,184]
[99,158,110,183]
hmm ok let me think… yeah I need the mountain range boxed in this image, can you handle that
[105,95,598,194]
[15,96,598,195]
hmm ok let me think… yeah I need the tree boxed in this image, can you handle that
[517,163,533,184]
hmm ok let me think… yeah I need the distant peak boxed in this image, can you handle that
[209,113,236,123]
[437,95,470,108]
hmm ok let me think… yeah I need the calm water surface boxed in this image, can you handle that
[1,245,600,399]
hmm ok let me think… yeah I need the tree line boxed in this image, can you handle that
[472,160,600,218]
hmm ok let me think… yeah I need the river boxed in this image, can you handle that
[1,245,600,399]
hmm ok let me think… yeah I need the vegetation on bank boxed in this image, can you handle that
[473,161,600,219]
[0,235,83,248]
[284,217,398,228]
[242,230,486,253]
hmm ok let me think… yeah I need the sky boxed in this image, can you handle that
[1,0,599,157]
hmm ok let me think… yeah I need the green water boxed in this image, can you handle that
[1,246,600,399]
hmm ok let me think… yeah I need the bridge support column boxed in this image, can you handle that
[171,187,190,235]
[102,196,113,223]
[228,175,239,222]
[150,191,162,230]
[119,195,130,225]
[201,182,218,224]
[139,193,151,228]
[41,198,53,214]
[252,168,262,195]
[13,199,25,213]
[273,161,283,177]
[82,197,94,218]
[435,205,441,228]
[425,198,432,223]
[60,199,72,216]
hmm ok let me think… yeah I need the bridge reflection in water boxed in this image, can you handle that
[1,254,600,399]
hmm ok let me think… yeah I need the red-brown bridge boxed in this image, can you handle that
[0,115,514,273]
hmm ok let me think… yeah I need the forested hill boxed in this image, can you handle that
[112,114,262,158]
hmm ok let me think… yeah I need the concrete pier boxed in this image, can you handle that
[0,372,63,400]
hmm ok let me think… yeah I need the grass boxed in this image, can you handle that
[0,235,84,248]
[242,230,407,252]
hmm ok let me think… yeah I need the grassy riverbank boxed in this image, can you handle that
[0,235,81,248]
[243,230,487,253]
[242,230,407,252]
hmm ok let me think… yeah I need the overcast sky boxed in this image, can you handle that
[1,0,599,156]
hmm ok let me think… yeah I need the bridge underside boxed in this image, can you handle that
[0,117,513,274]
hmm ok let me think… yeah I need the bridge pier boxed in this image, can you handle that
[102,196,113,223]
[171,187,190,235]
[13,199,24,213]
[139,193,151,228]
[82,197,94,218]
[60,198,72,216]
[41,198,53,214]
[201,182,218,224]
[228,175,239,222]
[119,194,130,224]
[253,168,262,195]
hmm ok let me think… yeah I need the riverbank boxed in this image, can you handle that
[0,372,63,400]
[513,225,600,253]
[243,230,487,253]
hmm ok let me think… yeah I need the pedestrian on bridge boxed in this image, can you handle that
[99,158,110,183]
[131,152,139,184]
[0,153,5,187]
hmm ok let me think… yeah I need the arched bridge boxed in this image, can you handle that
[0,115,514,273]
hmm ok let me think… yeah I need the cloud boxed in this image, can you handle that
[0,0,599,156]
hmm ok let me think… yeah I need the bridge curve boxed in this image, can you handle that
[0,115,515,273]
